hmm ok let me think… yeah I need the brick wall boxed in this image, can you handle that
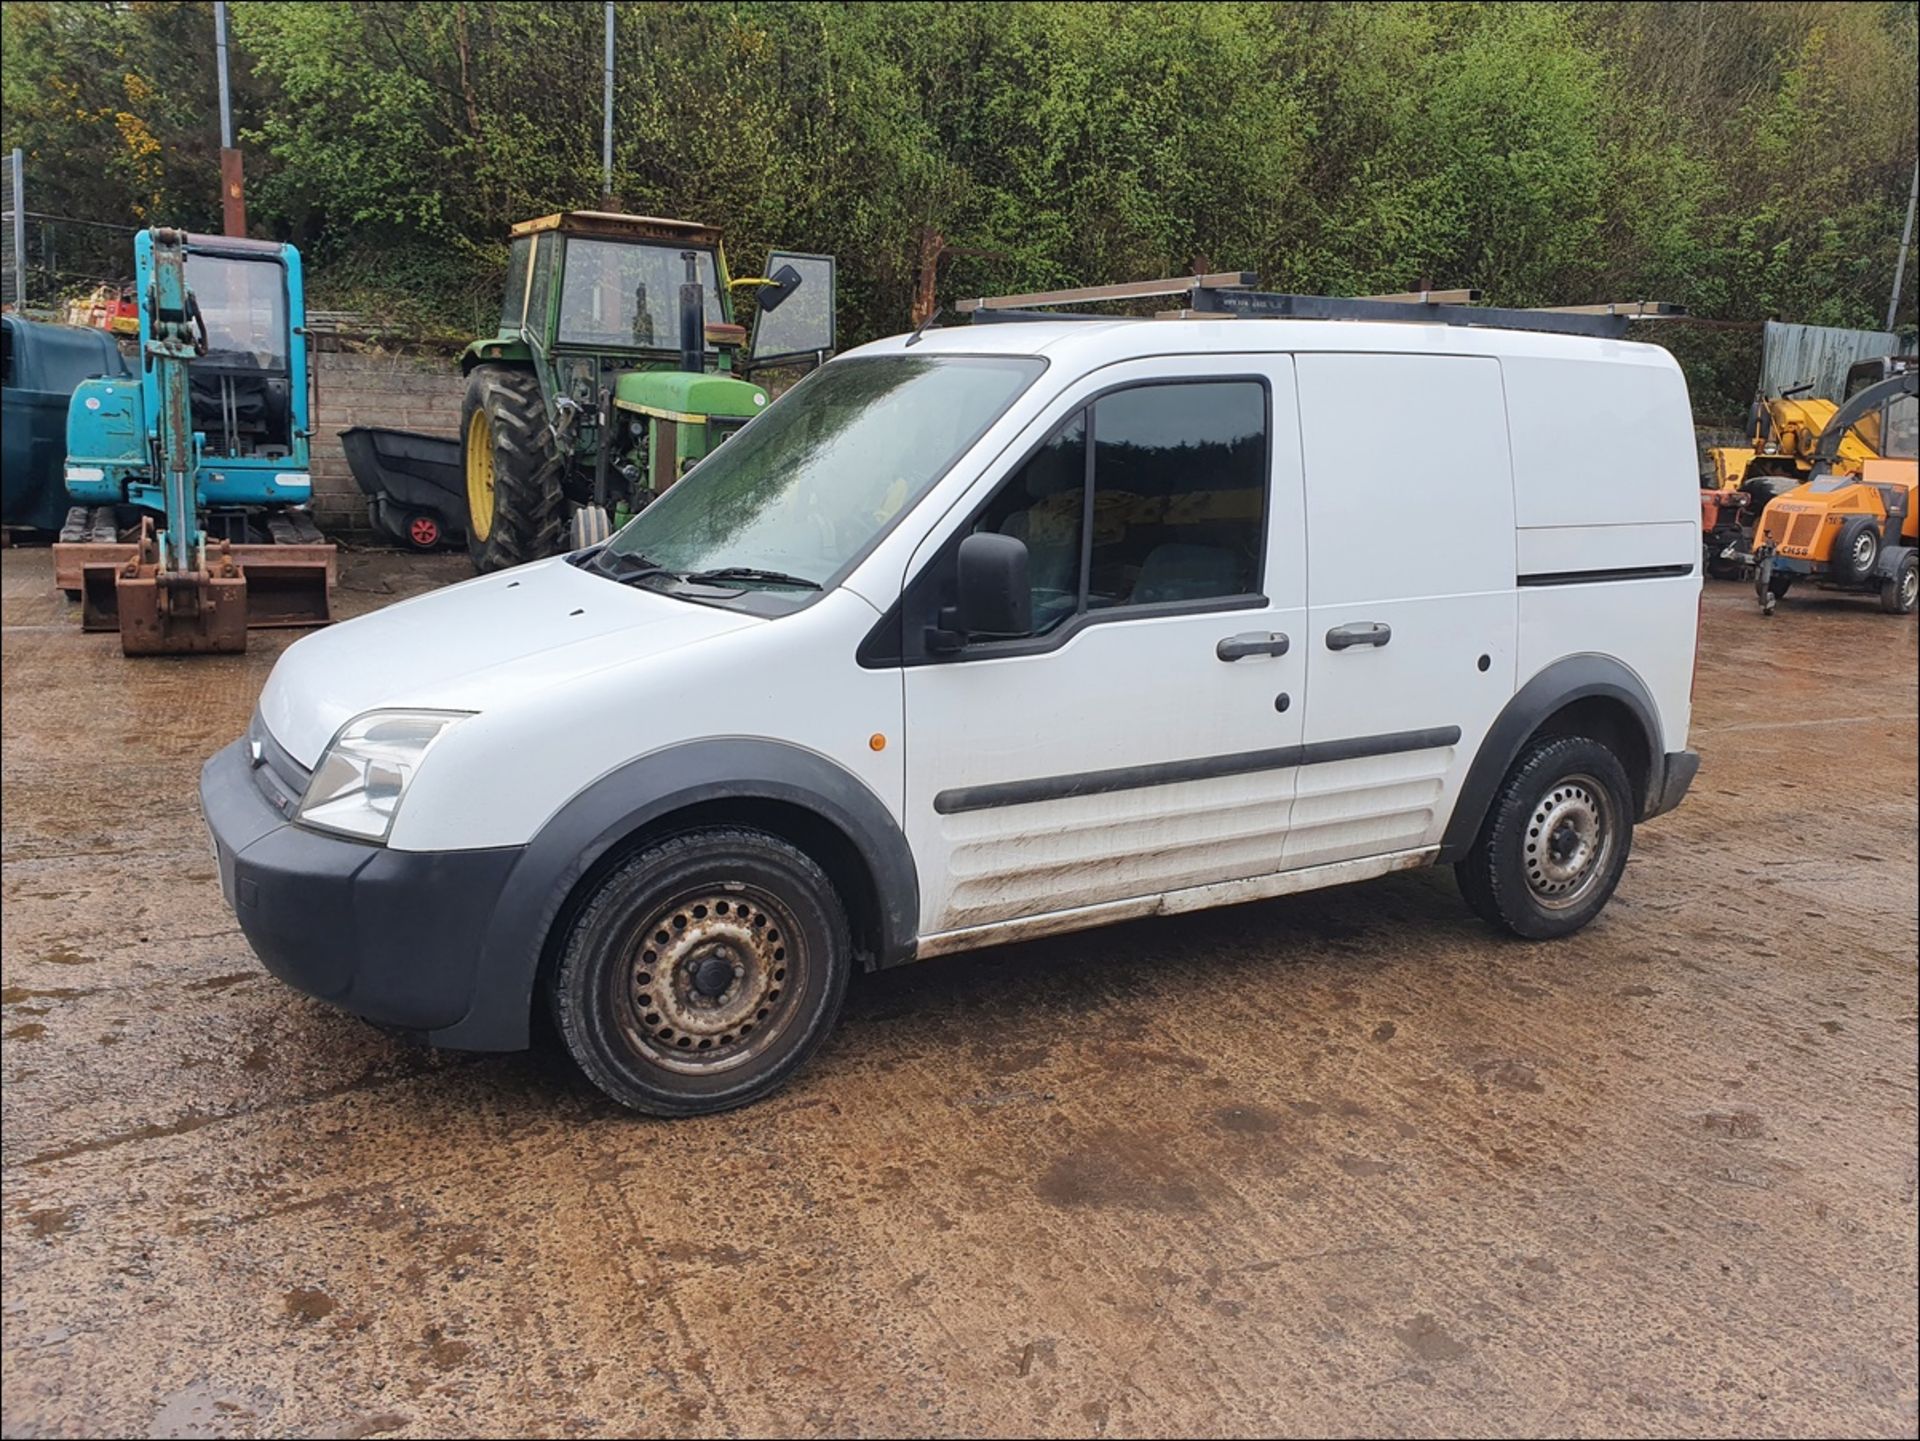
[310,348,463,532]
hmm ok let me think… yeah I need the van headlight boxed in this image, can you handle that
[298,710,469,842]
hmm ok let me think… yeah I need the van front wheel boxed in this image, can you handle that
[548,828,851,1116]
[1455,736,1635,940]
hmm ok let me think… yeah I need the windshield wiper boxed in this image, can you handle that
[682,566,822,591]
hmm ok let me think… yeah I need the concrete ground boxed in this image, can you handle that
[2,543,1915,1440]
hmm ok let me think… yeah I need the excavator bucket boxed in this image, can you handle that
[63,514,335,653]
[94,524,245,656]
[78,564,124,632]
[115,564,249,656]
[235,549,335,628]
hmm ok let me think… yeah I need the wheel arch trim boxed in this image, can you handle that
[432,738,917,1050]
[1438,654,1666,863]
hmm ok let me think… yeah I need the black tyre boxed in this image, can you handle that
[1882,551,1919,614]
[1829,515,1880,586]
[1454,735,1636,941]
[461,365,564,573]
[548,828,851,1116]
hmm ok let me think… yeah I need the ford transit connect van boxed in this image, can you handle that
[202,312,1701,1114]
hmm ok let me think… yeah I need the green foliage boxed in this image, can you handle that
[4,1,1915,420]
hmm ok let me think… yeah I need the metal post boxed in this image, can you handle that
[602,2,615,206]
[214,2,246,237]
[214,2,233,148]
[1889,160,1918,332]
[9,148,24,308]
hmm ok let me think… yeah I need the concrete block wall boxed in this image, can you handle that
[310,348,464,532]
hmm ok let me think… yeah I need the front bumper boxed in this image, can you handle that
[1645,749,1700,821]
[200,738,522,1039]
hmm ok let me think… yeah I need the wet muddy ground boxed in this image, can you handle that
[2,544,1915,1438]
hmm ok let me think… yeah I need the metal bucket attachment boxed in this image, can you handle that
[115,565,249,655]
[65,516,335,651]
[79,564,125,631]
[240,554,335,628]
[107,525,248,656]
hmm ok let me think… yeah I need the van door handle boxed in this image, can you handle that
[1215,631,1290,662]
[1325,622,1392,651]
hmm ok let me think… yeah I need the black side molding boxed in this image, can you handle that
[1518,563,1695,587]
[934,726,1462,816]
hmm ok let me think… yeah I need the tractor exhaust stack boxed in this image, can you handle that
[679,250,704,374]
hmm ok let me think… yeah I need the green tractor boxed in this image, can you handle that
[459,210,835,570]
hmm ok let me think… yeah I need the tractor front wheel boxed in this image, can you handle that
[462,366,564,573]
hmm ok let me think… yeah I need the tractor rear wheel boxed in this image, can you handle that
[462,365,564,573]
[1882,552,1918,614]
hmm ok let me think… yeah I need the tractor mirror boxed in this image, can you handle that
[757,264,804,314]
[750,252,836,369]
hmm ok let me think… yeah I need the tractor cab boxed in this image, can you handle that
[471,213,734,376]
[458,211,835,570]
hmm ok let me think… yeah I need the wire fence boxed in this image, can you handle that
[2,151,19,308]
[10,214,139,313]
[3,152,139,313]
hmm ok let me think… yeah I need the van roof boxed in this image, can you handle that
[848,317,1679,369]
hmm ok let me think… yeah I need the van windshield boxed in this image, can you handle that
[599,354,1045,602]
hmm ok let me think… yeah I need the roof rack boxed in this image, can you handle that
[957,275,1684,340]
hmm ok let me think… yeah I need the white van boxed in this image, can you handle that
[203,309,1702,1115]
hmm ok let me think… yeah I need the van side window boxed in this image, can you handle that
[1087,381,1266,609]
[972,412,1087,634]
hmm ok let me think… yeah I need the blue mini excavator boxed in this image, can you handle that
[55,227,333,654]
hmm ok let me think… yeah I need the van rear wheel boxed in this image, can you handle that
[1455,736,1635,940]
[548,828,851,1116]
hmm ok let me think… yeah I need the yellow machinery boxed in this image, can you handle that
[1729,370,1919,615]
[1700,358,1906,578]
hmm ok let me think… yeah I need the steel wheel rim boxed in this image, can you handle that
[1902,566,1918,609]
[465,409,495,541]
[1523,773,1615,910]
[1851,533,1874,569]
[611,886,804,1075]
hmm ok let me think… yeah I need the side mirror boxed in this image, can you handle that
[953,531,1031,639]
[756,263,804,314]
